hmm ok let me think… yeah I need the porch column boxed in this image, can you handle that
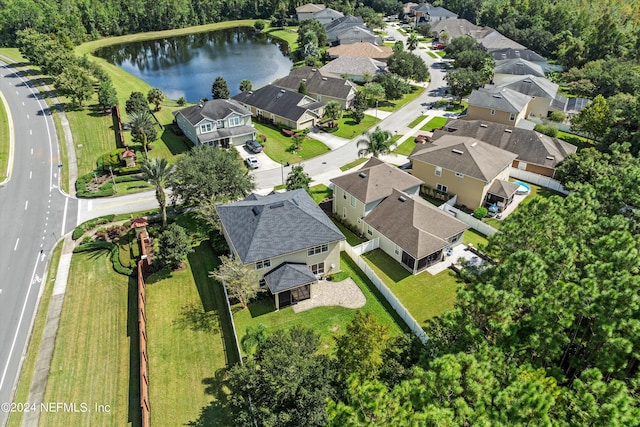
[275,292,280,311]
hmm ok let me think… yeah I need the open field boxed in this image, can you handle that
[362,249,461,326]
[233,253,406,356]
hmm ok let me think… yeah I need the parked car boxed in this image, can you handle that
[245,140,263,153]
[432,43,444,50]
[245,156,260,169]
[385,35,396,41]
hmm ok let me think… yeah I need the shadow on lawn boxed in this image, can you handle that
[161,127,192,155]
[244,296,275,318]
[186,368,231,427]
[126,276,142,427]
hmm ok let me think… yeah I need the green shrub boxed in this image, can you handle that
[473,207,488,219]
[534,124,558,137]
[73,241,134,276]
[71,214,116,240]
[100,149,122,171]
[548,111,566,122]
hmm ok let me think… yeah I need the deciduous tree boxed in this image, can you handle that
[97,79,118,112]
[156,223,192,271]
[571,94,612,140]
[285,164,312,192]
[350,91,367,124]
[212,76,229,100]
[125,91,148,115]
[239,79,252,92]
[209,255,261,309]
[146,87,164,111]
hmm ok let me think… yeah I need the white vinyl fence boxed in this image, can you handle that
[509,168,569,195]
[439,204,499,236]
[344,243,429,344]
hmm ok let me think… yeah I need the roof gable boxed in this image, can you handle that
[330,159,422,203]
[274,67,357,100]
[232,85,324,122]
[494,58,545,77]
[327,42,393,59]
[467,87,532,113]
[320,56,385,77]
[216,189,345,263]
[296,3,325,13]
[410,136,517,181]
[174,99,251,126]
[496,74,558,98]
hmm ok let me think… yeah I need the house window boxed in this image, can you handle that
[257,109,263,117]
[308,243,329,256]
[455,172,464,178]
[350,195,356,207]
[367,226,372,236]
[258,279,266,288]
[490,109,496,115]
[228,116,241,127]
[435,166,442,176]
[200,123,213,133]
[343,189,347,199]
[394,245,400,255]
[436,183,448,193]
[451,235,459,243]
[343,207,347,219]
[255,259,271,269]
[509,113,516,121]
[310,262,325,275]
[216,120,224,128]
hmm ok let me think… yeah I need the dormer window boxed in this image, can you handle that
[509,113,516,121]
[229,116,240,127]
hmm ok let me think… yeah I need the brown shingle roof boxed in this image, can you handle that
[296,3,325,13]
[487,180,520,198]
[327,42,393,60]
[410,136,517,182]
[330,158,423,204]
[365,190,469,259]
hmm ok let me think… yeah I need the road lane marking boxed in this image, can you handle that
[24,200,28,210]
[26,114,29,119]
[61,197,68,237]
[29,129,32,135]
[30,148,33,155]
[14,238,19,250]
[29,171,32,179]
[22,101,24,106]
[0,254,42,392]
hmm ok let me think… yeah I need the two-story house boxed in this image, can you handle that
[494,75,559,118]
[273,67,358,108]
[465,87,532,127]
[216,190,345,310]
[409,135,518,210]
[410,3,458,24]
[173,99,255,147]
[232,85,325,130]
[331,158,423,236]
[493,58,545,84]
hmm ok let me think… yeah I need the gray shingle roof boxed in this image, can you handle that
[296,3,325,13]
[263,262,318,294]
[410,135,517,182]
[273,67,357,101]
[430,19,482,40]
[487,179,520,198]
[467,87,532,113]
[494,58,545,77]
[324,15,364,33]
[491,48,546,62]
[331,158,423,204]
[232,85,324,122]
[496,75,558,99]
[197,125,255,145]
[216,189,344,263]
[320,56,385,78]
[435,119,577,168]
[478,30,525,51]
[173,99,251,126]
[365,189,468,259]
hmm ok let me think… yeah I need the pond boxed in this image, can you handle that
[94,27,293,102]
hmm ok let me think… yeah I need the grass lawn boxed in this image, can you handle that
[253,122,330,164]
[445,100,467,113]
[378,85,426,112]
[332,113,380,139]
[420,116,448,131]
[483,217,502,230]
[557,130,596,150]
[463,229,489,249]
[331,218,366,246]
[309,183,333,204]
[340,157,368,171]
[7,241,63,427]
[393,138,417,156]
[41,251,134,427]
[436,51,446,57]
[362,249,461,326]
[0,90,9,181]
[426,51,438,59]
[408,115,427,128]
[233,253,406,356]
[264,26,299,50]
[146,238,236,427]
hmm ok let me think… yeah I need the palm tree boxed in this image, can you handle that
[407,33,419,51]
[129,110,157,156]
[322,101,343,128]
[140,157,173,228]
[357,127,393,158]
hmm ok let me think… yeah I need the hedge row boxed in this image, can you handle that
[76,171,146,198]
[72,214,116,240]
[73,241,135,276]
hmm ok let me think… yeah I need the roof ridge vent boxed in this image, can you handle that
[358,172,367,178]
[471,142,477,147]
[452,149,464,155]
[546,155,555,160]
[492,94,502,98]
[398,196,406,202]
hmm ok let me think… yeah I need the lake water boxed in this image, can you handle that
[94,28,293,102]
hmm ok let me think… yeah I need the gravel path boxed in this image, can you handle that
[293,278,366,313]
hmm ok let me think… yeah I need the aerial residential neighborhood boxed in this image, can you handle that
[1,1,639,426]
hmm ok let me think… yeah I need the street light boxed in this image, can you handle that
[280,160,285,186]
[375,100,378,118]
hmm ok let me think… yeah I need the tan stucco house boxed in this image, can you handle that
[409,135,518,210]
[173,99,256,147]
[216,190,345,310]
[331,158,422,236]
[495,75,559,118]
[465,87,532,127]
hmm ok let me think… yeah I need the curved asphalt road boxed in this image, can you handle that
[0,61,78,424]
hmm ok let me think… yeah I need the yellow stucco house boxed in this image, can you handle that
[409,135,518,210]
[465,87,532,127]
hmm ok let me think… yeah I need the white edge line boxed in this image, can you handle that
[0,254,41,391]
[0,89,15,185]
[61,196,68,236]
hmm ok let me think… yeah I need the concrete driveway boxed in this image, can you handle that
[234,144,281,171]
